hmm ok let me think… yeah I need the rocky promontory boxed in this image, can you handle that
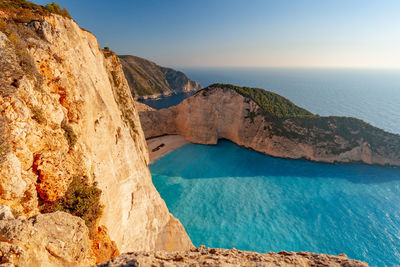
[119,55,201,98]
[139,84,400,167]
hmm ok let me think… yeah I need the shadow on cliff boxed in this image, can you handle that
[150,139,400,185]
[138,92,196,109]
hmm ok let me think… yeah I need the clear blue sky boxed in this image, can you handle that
[31,0,400,68]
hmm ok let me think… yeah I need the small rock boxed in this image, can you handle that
[0,206,14,220]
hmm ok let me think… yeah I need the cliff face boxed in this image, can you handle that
[139,85,400,167]
[119,55,201,98]
[0,9,192,265]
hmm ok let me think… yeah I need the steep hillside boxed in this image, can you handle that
[119,55,201,98]
[139,84,400,166]
[0,3,192,265]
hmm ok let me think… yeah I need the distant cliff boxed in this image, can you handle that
[119,55,201,98]
[139,84,400,167]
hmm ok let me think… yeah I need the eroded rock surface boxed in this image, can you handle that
[97,247,368,267]
[0,9,192,260]
[0,208,95,267]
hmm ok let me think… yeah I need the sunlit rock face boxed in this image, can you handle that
[98,247,369,267]
[0,10,192,263]
[139,85,400,167]
[0,208,96,267]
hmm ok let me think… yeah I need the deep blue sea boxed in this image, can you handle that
[148,68,400,266]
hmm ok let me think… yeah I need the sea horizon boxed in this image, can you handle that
[140,67,400,135]
[174,66,400,70]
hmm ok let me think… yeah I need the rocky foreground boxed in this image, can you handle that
[98,246,368,267]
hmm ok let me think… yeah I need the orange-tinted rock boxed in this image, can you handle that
[0,11,192,257]
[91,225,120,264]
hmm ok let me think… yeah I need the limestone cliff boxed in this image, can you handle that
[0,4,192,264]
[0,206,95,266]
[139,84,400,167]
[119,55,201,98]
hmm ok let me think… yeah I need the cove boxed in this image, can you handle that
[150,140,400,266]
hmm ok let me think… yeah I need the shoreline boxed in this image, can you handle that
[147,135,189,164]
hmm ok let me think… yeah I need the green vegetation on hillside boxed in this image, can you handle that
[61,120,78,148]
[208,84,314,118]
[103,51,138,135]
[0,0,71,23]
[119,55,201,97]
[43,2,70,17]
[207,84,400,157]
[56,176,103,229]
[41,176,103,229]
[275,116,400,156]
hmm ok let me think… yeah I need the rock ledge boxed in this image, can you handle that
[98,247,368,267]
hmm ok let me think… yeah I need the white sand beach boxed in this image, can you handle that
[147,135,189,164]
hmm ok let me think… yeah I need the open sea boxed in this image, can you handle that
[147,68,400,266]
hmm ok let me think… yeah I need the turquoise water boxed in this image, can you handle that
[151,140,400,267]
[148,68,400,266]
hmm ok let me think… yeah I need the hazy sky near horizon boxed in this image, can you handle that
[32,0,400,68]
